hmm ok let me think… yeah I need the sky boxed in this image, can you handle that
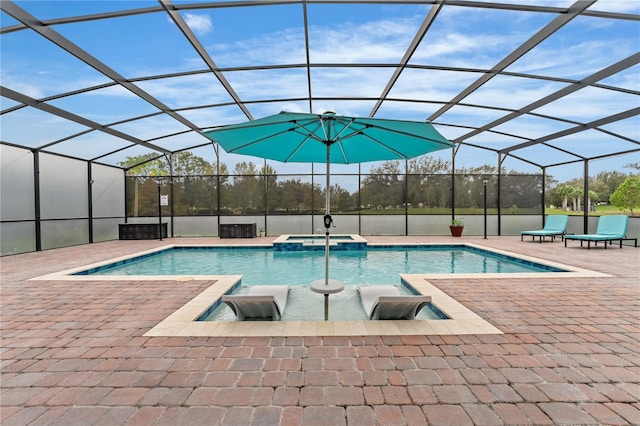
[1,0,638,184]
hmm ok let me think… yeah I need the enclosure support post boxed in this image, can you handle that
[263,158,268,236]
[88,162,94,244]
[123,170,129,224]
[158,182,162,241]
[497,154,503,236]
[451,146,456,222]
[405,159,409,236]
[214,143,221,236]
[311,164,315,234]
[33,150,41,251]
[168,155,174,238]
[483,177,488,239]
[541,167,546,228]
[583,160,589,234]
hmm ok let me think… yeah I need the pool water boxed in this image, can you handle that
[79,245,564,281]
[200,283,446,321]
[77,245,564,322]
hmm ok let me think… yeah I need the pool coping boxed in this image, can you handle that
[30,242,609,337]
[30,242,608,282]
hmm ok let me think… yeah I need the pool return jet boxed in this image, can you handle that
[203,111,453,320]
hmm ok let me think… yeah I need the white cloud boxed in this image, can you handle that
[307,18,417,63]
[184,13,213,35]
[1,78,44,99]
[509,39,636,78]
[134,73,234,108]
[589,0,640,13]
[533,86,638,120]
[206,16,421,66]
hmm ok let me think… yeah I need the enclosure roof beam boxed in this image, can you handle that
[501,107,640,154]
[369,1,445,117]
[0,86,171,155]
[159,0,253,122]
[123,153,167,172]
[544,147,640,169]
[502,153,542,169]
[0,1,204,137]
[459,52,640,144]
[428,0,595,121]
[2,0,636,33]
[300,0,313,113]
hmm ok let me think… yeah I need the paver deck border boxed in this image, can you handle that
[29,242,608,337]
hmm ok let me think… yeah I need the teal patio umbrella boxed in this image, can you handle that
[203,111,453,318]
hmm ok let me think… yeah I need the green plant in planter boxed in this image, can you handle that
[449,217,464,237]
[451,218,464,226]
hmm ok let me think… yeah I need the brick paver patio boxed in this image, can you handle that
[1,236,638,425]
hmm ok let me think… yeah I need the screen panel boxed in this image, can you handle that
[39,154,88,220]
[92,164,125,218]
[40,219,89,250]
[92,218,122,242]
[0,145,35,221]
[0,221,36,256]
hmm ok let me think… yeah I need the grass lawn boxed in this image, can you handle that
[546,205,633,216]
[349,206,634,216]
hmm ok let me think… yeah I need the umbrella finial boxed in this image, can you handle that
[322,111,336,117]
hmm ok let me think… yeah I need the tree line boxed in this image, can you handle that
[545,163,640,214]
[119,153,638,217]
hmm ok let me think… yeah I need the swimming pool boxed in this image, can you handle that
[35,241,604,336]
[74,244,566,322]
[75,245,566,281]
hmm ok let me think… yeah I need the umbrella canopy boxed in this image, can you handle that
[203,111,452,164]
[203,111,453,319]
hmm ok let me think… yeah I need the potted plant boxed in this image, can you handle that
[259,228,266,238]
[449,218,464,237]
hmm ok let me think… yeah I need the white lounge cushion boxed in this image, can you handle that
[248,285,289,313]
[222,285,289,321]
[357,285,431,320]
[358,285,400,317]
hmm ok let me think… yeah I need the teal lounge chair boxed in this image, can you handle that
[521,215,569,243]
[564,215,637,249]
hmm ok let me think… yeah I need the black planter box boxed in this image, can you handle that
[119,223,168,240]
[219,223,257,238]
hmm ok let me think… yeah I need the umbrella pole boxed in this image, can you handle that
[310,142,343,321]
[324,143,331,321]
[325,143,330,287]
